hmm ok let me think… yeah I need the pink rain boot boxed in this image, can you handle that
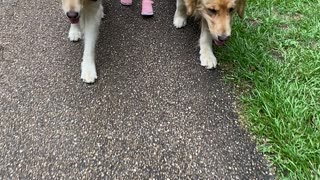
[120,0,132,6]
[141,0,154,16]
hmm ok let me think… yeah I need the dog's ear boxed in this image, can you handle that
[184,0,197,16]
[237,0,246,18]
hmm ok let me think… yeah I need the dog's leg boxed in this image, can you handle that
[68,23,82,41]
[80,5,102,83]
[199,19,217,69]
[173,0,187,28]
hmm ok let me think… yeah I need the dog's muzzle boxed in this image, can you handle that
[213,35,230,46]
[66,11,80,24]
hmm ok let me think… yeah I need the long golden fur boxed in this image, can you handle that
[174,0,246,69]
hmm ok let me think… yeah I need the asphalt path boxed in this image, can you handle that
[0,0,272,179]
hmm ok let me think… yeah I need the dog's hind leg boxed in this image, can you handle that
[68,23,82,41]
[173,0,187,28]
[80,5,102,83]
[199,19,217,69]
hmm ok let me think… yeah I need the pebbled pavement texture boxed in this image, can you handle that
[0,0,273,179]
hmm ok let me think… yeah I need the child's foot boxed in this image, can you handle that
[121,0,132,6]
[141,0,154,16]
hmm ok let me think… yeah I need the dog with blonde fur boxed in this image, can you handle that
[173,0,246,69]
[61,0,104,83]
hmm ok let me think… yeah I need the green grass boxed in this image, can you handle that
[215,0,320,178]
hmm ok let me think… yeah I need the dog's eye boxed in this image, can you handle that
[208,9,217,14]
[229,8,234,13]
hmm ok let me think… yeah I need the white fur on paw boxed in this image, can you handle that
[173,15,187,28]
[200,50,217,69]
[68,29,82,42]
[99,5,105,19]
[101,12,105,19]
[81,61,97,83]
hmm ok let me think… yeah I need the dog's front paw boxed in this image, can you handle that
[200,50,217,69]
[173,14,187,28]
[81,61,97,83]
[68,28,82,42]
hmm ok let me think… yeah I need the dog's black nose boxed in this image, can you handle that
[66,11,79,19]
[218,35,230,42]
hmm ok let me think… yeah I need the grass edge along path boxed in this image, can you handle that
[216,0,320,179]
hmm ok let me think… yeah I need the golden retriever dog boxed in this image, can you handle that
[61,0,104,83]
[173,0,246,69]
